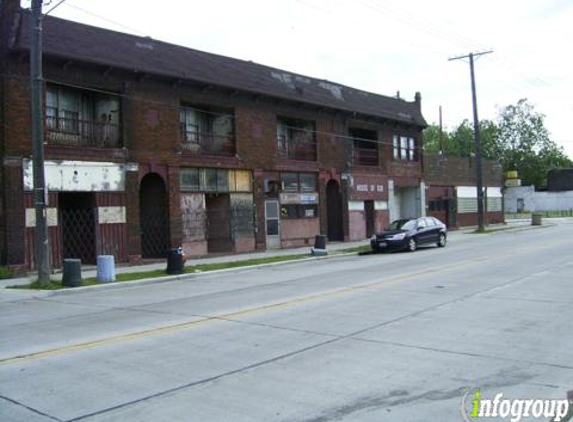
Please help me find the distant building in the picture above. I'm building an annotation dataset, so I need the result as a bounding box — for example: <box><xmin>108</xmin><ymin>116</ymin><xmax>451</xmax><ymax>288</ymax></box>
<box><xmin>547</xmin><ymin>168</ymin><xmax>573</xmax><ymax>192</ymax></box>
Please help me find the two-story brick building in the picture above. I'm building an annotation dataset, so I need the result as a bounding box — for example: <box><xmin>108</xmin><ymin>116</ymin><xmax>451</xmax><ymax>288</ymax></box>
<box><xmin>0</xmin><ymin>0</ymin><xmax>427</xmax><ymax>271</ymax></box>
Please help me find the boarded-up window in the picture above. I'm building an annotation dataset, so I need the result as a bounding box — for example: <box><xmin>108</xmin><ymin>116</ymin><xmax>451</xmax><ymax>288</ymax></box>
<box><xmin>181</xmin><ymin>193</ymin><xmax>206</xmax><ymax>241</ymax></box>
<box><xmin>230</xmin><ymin>193</ymin><xmax>254</xmax><ymax>237</ymax></box>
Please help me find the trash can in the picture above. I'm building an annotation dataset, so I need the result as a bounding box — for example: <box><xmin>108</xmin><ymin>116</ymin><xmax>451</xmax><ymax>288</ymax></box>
<box><xmin>62</xmin><ymin>258</ymin><xmax>82</xmax><ymax>287</ymax></box>
<box><xmin>96</xmin><ymin>255</ymin><xmax>116</xmax><ymax>283</ymax></box>
<box><xmin>311</xmin><ymin>235</ymin><xmax>327</xmax><ymax>256</ymax></box>
<box><xmin>314</xmin><ymin>235</ymin><xmax>326</xmax><ymax>250</ymax></box>
<box><xmin>166</xmin><ymin>247</ymin><xmax>185</xmax><ymax>275</ymax></box>
<box><xmin>531</xmin><ymin>213</ymin><xmax>542</xmax><ymax>226</ymax></box>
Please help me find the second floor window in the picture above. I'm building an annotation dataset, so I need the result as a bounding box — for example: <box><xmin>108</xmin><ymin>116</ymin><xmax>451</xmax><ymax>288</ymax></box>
<box><xmin>179</xmin><ymin>106</ymin><xmax>235</xmax><ymax>156</ymax></box>
<box><xmin>277</xmin><ymin>118</ymin><xmax>316</xmax><ymax>161</ymax></box>
<box><xmin>350</xmin><ymin>128</ymin><xmax>378</xmax><ymax>166</ymax></box>
<box><xmin>393</xmin><ymin>135</ymin><xmax>418</xmax><ymax>161</ymax></box>
<box><xmin>45</xmin><ymin>85</ymin><xmax>121</xmax><ymax>148</ymax></box>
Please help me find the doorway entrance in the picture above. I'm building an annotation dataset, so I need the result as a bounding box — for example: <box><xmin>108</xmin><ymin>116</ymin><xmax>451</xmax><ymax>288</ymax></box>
<box><xmin>326</xmin><ymin>180</ymin><xmax>343</xmax><ymax>241</ymax></box>
<box><xmin>265</xmin><ymin>200</ymin><xmax>280</xmax><ymax>249</ymax></box>
<box><xmin>139</xmin><ymin>173</ymin><xmax>170</xmax><ymax>258</ymax></box>
<box><xmin>206</xmin><ymin>193</ymin><xmax>233</xmax><ymax>253</ymax></box>
<box><xmin>365</xmin><ymin>200</ymin><xmax>375</xmax><ymax>237</ymax></box>
<box><xmin>59</xmin><ymin>192</ymin><xmax>96</xmax><ymax>264</ymax></box>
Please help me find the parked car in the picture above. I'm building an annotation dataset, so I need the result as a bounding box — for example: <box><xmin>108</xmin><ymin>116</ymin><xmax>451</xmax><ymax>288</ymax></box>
<box><xmin>370</xmin><ymin>217</ymin><xmax>447</xmax><ymax>252</ymax></box>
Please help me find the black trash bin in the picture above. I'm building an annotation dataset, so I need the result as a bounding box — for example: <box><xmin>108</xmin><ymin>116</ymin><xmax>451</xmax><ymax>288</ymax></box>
<box><xmin>166</xmin><ymin>247</ymin><xmax>185</xmax><ymax>275</ymax></box>
<box><xmin>314</xmin><ymin>235</ymin><xmax>326</xmax><ymax>250</ymax></box>
<box><xmin>62</xmin><ymin>258</ymin><xmax>82</xmax><ymax>287</ymax></box>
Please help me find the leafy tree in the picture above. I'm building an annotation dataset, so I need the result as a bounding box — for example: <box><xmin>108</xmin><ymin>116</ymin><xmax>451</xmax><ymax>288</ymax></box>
<box><xmin>424</xmin><ymin>119</ymin><xmax>498</xmax><ymax>158</ymax></box>
<box><xmin>496</xmin><ymin>99</ymin><xmax>572</xmax><ymax>187</ymax></box>
<box><xmin>423</xmin><ymin>99</ymin><xmax>572</xmax><ymax>187</ymax></box>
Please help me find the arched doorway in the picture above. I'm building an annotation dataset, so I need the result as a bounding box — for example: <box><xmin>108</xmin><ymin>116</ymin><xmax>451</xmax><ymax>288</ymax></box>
<box><xmin>326</xmin><ymin>180</ymin><xmax>343</xmax><ymax>241</ymax></box>
<box><xmin>139</xmin><ymin>173</ymin><xmax>170</xmax><ymax>258</ymax></box>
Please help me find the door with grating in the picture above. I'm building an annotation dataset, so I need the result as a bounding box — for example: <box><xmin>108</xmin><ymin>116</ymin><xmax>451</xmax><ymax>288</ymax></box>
<box><xmin>140</xmin><ymin>173</ymin><xmax>170</xmax><ymax>259</ymax></box>
<box><xmin>58</xmin><ymin>192</ymin><xmax>96</xmax><ymax>264</ymax></box>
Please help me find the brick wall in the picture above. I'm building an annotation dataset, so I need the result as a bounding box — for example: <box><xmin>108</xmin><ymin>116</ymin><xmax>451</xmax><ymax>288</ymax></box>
<box><xmin>0</xmin><ymin>15</ymin><xmax>425</xmax><ymax>264</ymax></box>
<box><xmin>424</xmin><ymin>154</ymin><xmax>503</xmax><ymax>187</ymax></box>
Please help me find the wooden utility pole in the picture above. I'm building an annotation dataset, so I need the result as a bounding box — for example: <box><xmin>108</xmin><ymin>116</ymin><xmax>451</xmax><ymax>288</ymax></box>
<box><xmin>449</xmin><ymin>50</ymin><xmax>493</xmax><ymax>233</ymax></box>
<box><xmin>30</xmin><ymin>0</ymin><xmax>50</xmax><ymax>285</ymax></box>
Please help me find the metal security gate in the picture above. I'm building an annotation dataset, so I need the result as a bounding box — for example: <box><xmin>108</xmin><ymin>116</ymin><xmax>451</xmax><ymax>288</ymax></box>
<box><xmin>59</xmin><ymin>192</ymin><xmax>96</xmax><ymax>264</ymax></box>
<box><xmin>140</xmin><ymin>173</ymin><xmax>170</xmax><ymax>258</ymax></box>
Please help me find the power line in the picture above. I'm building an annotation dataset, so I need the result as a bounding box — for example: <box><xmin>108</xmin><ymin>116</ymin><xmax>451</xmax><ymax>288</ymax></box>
<box><xmin>60</xmin><ymin>3</ymin><xmax>149</xmax><ymax>37</ymax></box>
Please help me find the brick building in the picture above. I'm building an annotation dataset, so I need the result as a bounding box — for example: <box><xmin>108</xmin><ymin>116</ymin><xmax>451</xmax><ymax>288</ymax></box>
<box><xmin>424</xmin><ymin>154</ymin><xmax>504</xmax><ymax>228</ymax></box>
<box><xmin>0</xmin><ymin>1</ymin><xmax>427</xmax><ymax>270</ymax></box>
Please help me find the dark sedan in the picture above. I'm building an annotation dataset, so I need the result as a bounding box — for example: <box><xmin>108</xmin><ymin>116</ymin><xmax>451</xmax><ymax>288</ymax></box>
<box><xmin>370</xmin><ymin>217</ymin><xmax>447</xmax><ymax>252</ymax></box>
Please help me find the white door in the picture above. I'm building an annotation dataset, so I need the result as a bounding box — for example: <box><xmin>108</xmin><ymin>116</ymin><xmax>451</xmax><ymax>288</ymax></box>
<box><xmin>265</xmin><ymin>200</ymin><xmax>280</xmax><ymax>249</ymax></box>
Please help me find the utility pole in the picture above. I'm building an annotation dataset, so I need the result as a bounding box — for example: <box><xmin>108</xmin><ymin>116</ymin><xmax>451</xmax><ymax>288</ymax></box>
<box><xmin>30</xmin><ymin>0</ymin><xmax>50</xmax><ymax>285</ymax></box>
<box><xmin>439</xmin><ymin>105</ymin><xmax>444</xmax><ymax>155</ymax></box>
<box><xmin>449</xmin><ymin>50</ymin><xmax>493</xmax><ymax>233</ymax></box>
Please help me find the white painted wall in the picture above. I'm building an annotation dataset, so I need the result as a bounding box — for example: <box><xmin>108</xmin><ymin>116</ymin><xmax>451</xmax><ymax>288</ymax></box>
<box><xmin>400</xmin><ymin>187</ymin><xmax>419</xmax><ymax>219</ymax></box>
<box><xmin>388</xmin><ymin>179</ymin><xmax>397</xmax><ymax>221</ymax></box>
<box><xmin>504</xmin><ymin>186</ymin><xmax>573</xmax><ymax>212</ymax></box>
<box><xmin>23</xmin><ymin>160</ymin><xmax>126</xmax><ymax>192</ymax></box>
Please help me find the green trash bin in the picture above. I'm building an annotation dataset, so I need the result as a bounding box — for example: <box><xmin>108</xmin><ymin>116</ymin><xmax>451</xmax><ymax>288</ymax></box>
<box><xmin>531</xmin><ymin>213</ymin><xmax>542</xmax><ymax>226</ymax></box>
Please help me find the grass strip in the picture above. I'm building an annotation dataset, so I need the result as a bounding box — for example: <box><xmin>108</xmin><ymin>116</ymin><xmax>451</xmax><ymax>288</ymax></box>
<box><xmin>8</xmin><ymin>253</ymin><xmax>311</xmax><ymax>290</ymax></box>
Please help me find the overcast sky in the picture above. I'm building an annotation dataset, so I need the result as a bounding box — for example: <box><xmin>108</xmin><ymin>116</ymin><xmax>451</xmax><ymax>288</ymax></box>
<box><xmin>34</xmin><ymin>0</ymin><xmax>573</xmax><ymax>156</ymax></box>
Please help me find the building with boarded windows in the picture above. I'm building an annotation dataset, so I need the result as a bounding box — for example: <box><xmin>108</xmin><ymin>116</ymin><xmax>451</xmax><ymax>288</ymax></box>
<box><xmin>0</xmin><ymin>0</ymin><xmax>428</xmax><ymax>271</ymax></box>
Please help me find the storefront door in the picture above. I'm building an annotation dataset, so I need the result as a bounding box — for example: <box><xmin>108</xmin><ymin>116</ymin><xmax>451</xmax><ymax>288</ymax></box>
<box><xmin>265</xmin><ymin>200</ymin><xmax>280</xmax><ymax>249</ymax></box>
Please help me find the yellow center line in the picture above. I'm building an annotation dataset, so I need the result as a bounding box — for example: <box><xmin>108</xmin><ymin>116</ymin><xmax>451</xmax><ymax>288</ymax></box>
<box><xmin>2</xmin><ymin>237</ymin><xmax>571</xmax><ymax>366</ymax></box>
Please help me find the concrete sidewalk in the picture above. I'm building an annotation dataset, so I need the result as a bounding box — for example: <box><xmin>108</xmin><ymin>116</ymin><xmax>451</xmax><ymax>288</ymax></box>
<box><xmin>1</xmin><ymin>220</ymin><xmax>538</xmax><ymax>289</ymax></box>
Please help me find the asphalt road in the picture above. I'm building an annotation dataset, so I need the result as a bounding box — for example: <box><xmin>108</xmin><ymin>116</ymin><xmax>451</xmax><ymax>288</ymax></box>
<box><xmin>1</xmin><ymin>220</ymin><xmax>572</xmax><ymax>422</ymax></box>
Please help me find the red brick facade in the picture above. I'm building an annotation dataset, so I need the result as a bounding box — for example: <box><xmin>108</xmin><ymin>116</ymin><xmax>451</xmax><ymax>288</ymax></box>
<box><xmin>0</xmin><ymin>1</ymin><xmax>428</xmax><ymax>269</ymax></box>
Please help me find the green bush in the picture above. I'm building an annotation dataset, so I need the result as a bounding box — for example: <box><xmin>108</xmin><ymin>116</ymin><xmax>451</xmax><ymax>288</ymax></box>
<box><xmin>0</xmin><ymin>266</ymin><xmax>13</xmax><ymax>280</ymax></box>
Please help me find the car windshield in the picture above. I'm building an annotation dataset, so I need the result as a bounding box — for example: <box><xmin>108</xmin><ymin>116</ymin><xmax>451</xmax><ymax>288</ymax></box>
<box><xmin>387</xmin><ymin>219</ymin><xmax>416</xmax><ymax>231</ymax></box>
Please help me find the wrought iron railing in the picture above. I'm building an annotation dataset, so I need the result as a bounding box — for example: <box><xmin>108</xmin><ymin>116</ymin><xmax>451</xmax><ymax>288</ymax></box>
<box><xmin>180</xmin><ymin>129</ymin><xmax>236</xmax><ymax>156</ymax></box>
<box><xmin>277</xmin><ymin>137</ymin><xmax>317</xmax><ymax>161</ymax></box>
<box><xmin>45</xmin><ymin>112</ymin><xmax>121</xmax><ymax>148</ymax></box>
<box><xmin>351</xmin><ymin>146</ymin><xmax>379</xmax><ymax>166</ymax></box>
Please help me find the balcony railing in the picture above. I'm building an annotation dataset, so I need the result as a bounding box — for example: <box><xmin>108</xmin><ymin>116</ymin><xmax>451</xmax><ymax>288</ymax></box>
<box><xmin>45</xmin><ymin>115</ymin><xmax>121</xmax><ymax>148</ymax></box>
<box><xmin>351</xmin><ymin>146</ymin><xmax>379</xmax><ymax>166</ymax></box>
<box><xmin>181</xmin><ymin>129</ymin><xmax>236</xmax><ymax>156</ymax></box>
<box><xmin>277</xmin><ymin>137</ymin><xmax>317</xmax><ymax>161</ymax></box>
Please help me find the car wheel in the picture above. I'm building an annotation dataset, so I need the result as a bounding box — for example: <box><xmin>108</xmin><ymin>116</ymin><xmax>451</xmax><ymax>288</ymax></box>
<box><xmin>407</xmin><ymin>237</ymin><xmax>417</xmax><ymax>252</ymax></box>
<box><xmin>437</xmin><ymin>233</ymin><xmax>446</xmax><ymax>247</ymax></box>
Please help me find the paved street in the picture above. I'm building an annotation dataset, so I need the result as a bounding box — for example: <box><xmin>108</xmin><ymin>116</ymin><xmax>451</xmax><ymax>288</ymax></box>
<box><xmin>1</xmin><ymin>220</ymin><xmax>572</xmax><ymax>422</ymax></box>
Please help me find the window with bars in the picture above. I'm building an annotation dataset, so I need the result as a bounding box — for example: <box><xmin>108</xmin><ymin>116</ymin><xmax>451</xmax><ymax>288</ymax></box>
<box><xmin>45</xmin><ymin>84</ymin><xmax>121</xmax><ymax>147</ymax></box>
<box><xmin>276</xmin><ymin>118</ymin><xmax>316</xmax><ymax>161</ymax></box>
<box><xmin>179</xmin><ymin>106</ymin><xmax>235</xmax><ymax>156</ymax></box>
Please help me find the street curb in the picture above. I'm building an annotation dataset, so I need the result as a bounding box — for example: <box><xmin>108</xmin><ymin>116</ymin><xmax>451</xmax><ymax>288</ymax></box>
<box><xmin>42</xmin><ymin>251</ymin><xmax>359</xmax><ymax>296</ymax></box>
<box><xmin>457</xmin><ymin>222</ymin><xmax>554</xmax><ymax>236</ymax></box>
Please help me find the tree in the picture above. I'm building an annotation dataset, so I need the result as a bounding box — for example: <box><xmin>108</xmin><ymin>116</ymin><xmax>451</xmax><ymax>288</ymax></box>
<box><xmin>423</xmin><ymin>99</ymin><xmax>572</xmax><ymax>188</ymax></box>
<box><xmin>423</xmin><ymin>119</ymin><xmax>498</xmax><ymax>158</ymax></box>
<box><xmin>496</xmin><ymin>99</ymin><xmax>572</xmax><ymax>187</ymax></box>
